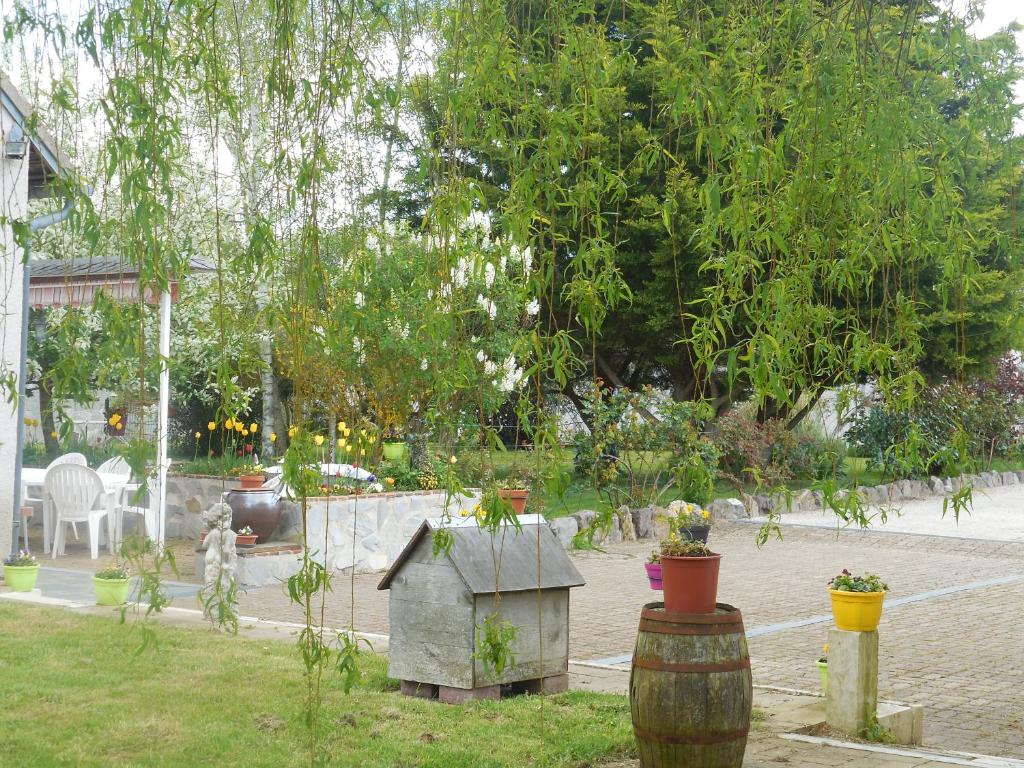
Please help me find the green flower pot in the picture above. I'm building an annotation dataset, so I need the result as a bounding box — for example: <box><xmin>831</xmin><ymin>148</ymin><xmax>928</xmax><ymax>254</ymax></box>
<box><xmin>816</xmin><ymin>660</ymin><xmax>828</xmax><ymax>694</ymax></box>
<box><xmin>3</xmin><ymin>564</ymin><xmax>40</xmax><ymax>592</ymax></box>
<box><xmin>382</xmin><ymin>441</ymin><xmax>407</xmax><ymax>461</ymax></box>
<box><xmin>94</xmin><ymin>577</ymin><xmax>133</xmax><ymax>606</ymax></box>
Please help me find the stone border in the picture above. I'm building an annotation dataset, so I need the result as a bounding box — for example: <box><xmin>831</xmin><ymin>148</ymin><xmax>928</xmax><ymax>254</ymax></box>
<box><xmin>546</xmin><ymin>468</ymin><xmax>1024</xmax><ymax>549</ymax></box>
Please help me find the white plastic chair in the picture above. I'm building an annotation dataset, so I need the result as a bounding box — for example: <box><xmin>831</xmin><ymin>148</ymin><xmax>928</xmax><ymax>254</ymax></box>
<box><xmin>47</xmin><ymin>464</ymin><xmax>114</xmax><ymax>559</ymax></box>
<box><xmin>25</xmin><ymin>453</ymin><xmax>88</xmax><ymax>553</ymax></box>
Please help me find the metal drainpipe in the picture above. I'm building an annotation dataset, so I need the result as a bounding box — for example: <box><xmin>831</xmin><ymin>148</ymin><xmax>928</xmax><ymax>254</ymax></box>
<box><xmin>9</xmin><ymin>195</ymin><xmax>79</xmax><ymax>555</ymax></box>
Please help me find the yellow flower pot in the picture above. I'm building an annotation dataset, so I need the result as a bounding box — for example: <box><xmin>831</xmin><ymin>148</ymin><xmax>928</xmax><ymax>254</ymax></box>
<box><xmin>828</xmin><ymin>589</ymin><xmax>885</xmax><ymax>632</ymax></box>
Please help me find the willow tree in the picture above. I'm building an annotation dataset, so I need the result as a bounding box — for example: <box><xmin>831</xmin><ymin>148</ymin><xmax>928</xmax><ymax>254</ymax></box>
<box><xmin>416</xmin><ymin>0</ymin><xmax>1023</xmax><ymax>422</ymax></box>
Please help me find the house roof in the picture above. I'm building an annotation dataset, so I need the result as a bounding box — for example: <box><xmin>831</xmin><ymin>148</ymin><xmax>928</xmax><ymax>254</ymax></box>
<box><xmin>1</xmin><ymin>68</ymin><xmax>75</xmax><ymax>196</ymax></box>
<box><xmin>27</xmin><ymin>256</ymin><xmax>217</xmax><ymax>307</ymax></box>
<box><xmin>378</xmin><ymin>515</ymin><xmax>586</xmax><ymax>594</ymax></box>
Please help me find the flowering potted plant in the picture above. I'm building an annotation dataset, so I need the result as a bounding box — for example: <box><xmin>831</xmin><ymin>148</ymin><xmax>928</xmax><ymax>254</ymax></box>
<box><xmin>659</xmin><ymin>536</ymin><xmax>722</xmax><ymax>613</ymax></box>
<box><xmin>94</xmin><ymin>564</ymin><xmax>133</xmax><ymax>606</ymax></box>
<box><xmin>644</xmin><ymin>552</ymin><xmax>662</xmax><ymax>591</ymax></box>
<box><xmin>381</xmin><ymin>425</ymin><xmax>408</xmax><ymax>462</ymax></box>
<box><xmin>237</xmin><ymin>462</ymin><xmax>267</xmax><ymax>490</ymax></box>
<box><xmin>3</xmin><ymin>550</ymin><xmax>40</xmax><ymax>592</ymax></box>
<box><xmin>235</xmin><ymin>525</ymin><xmax>258</xmax><ymax>547</ymax></box>
<box><xmin>827</xmin><ymin>569</ymin><xmax>889</xmax><ymax>632</ymax></box>
<box><xmin>816</xmin><ymin>643</ymin><xmax>829</xmax><ymax>694</ymax></box>
<box><xmin>498</xmin><ymin>473</ymin><xmax>530</xmax><ymax>515</ymax></box>
<box><xmin>670</xmin><ymin>502</ymin><xmax>711</xmax><ymax>543</ymax></box>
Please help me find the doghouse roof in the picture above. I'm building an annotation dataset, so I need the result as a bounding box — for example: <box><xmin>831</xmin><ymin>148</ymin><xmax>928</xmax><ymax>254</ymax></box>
<box><xmin>378</xmin><ymin>515</ymin><xmax>585</xmax><ymax>594</ymax></box>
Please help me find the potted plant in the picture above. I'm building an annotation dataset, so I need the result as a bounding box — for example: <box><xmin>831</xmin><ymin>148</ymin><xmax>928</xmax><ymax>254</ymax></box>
<box><xmin>3</xmin><ymin>550</ymin><xmax>40</xmax><ymax>592</ymax></box>
<box><xmin>827</xmin><ymin>569</ymin><xmax>889</xmax><ymax>632</ymax></box>
<box><xmin>237</xmin><ymin>463</ymin><xmax>267</xmax><ymax>490</ymax></box>
<box><xmin>93</xmin><ymin>564</ymin><xmax>133</xmax><ymax>606</ymax></box>
<box><xmin>498</xmin><ymin>473</ymin><xmax>530</xmax><ymax>515</ymax></box>
<box><xmin>644</xmin><ymin>552</ymin><xmax>662</xmax><ymax>591</ymax></box>
<box><xmin>816</xmin><ymin>643</ymin><xmax>829</xmax><ymax>694</ymax></box>
<box><xmin>671</xmin><ymin>502</ymin><xmax>711</xmax><ymax>543</ymax></box>
<box><xmin>659</xmin><ymin>536</ymin><xmax>722</xmax><ymax>613</ymax></box>
<box><xmin>235</xmin><ymin>525</ymin><xmax>258</xmax><ymax>547</ymax></box>
<box><xmin>381</xmin><ymin>426</ymin><xmax>407</xmax><ymax>461</ymax></box>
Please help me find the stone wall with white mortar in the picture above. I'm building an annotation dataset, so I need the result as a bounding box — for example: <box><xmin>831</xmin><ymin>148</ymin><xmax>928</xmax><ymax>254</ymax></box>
<box><xmin>301</xmin><ymin>490</ymin><xmax>480</xmax><ymax>573</ymax></box>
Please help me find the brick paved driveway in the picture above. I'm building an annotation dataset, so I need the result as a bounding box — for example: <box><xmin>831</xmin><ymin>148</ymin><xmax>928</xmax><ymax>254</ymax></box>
<box><xmin>236</xmin><ymin>523</ymin><xmax>1024</xmax><ymax>758</ymax></box>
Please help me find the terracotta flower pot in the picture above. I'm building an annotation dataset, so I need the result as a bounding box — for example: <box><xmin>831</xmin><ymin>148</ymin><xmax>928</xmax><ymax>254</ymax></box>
<box><xmin>828</xmin><ymin>589</ymin><xmax>885</xmax><ymax>632</ymax></box>
<box><xmin>644</xmin><ymin>561</ymin><xmax>663</xmax><ymax>591</ymax></box>
<box><xmin>235</xmin><ymin>534</ymin><xmax>258</xmax><ymax>547</ymax></box>
<box><xmin>660</xmin><ymin>553</ymin><xmax>722</xmax><ymax>613</ymax></box>
<box><xmin>224</xmin><ymin>488</ymin><xmax>285</xmax><ymax>543</ymax></box>
<box><xmin>239</xmin><ymin>474</ymin><xmax>265</xmax><ymax>489</ymax></box>
<box><xmin>499</xmin><ymin>488</ymin><xmax>529</xmax><ymax>515</ymax></box>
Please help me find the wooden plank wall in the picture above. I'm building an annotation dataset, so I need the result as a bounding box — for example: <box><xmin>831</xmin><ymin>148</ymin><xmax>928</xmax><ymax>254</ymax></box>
<box><xmin>387</xmin><ymin>537</ymin><xmax>475</xmax><ymax>688</ymax></box>
<box><xmin>472</xmin><ymin>590</ymin><xmax>570</xmax><ymax>687</ymax></box>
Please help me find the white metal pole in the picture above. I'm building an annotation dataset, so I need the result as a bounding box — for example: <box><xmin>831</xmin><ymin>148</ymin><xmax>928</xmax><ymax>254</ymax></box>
<box><xmin>156</xmin><ymin>289</ymin><xmax>171</xmax><ymax>548</ymax></box>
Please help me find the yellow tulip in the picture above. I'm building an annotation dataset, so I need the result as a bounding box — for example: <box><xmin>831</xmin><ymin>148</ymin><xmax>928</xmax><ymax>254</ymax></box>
<box><xmin>314</xmin><ymin>435</ymin><xmax>325</xmax><ymax>446</ymax></box>
<box><xmin>343</xmin><ymin>428</ymin><xmax>351</xmax><ymax>438</ymax></box>
<box><xmin>225</xmin><ymin>418</ymin><xmax>235</xmax><ymax>430</ymax></box>
<box><xmin>337</xmin><ymin>421</ymin><xmax>346</xmax><ymax>432</ymax></box>
<box><xmin>194</xmin><ymin>431</ymin><xmax>201</xmax><ymax>439</ymax></box>
<box><xmin>250</xmin><ymin>422</ymin><xmax>258</xmax><ymax>432</ymax></box>
<box><xmin>50</xmin><ymin>431</ymin><xmax>58</xmax><ymax>438</ymax></box>
<box><xmin>288</xmin><ymin>426</ymin><xmax>297</xmax><ymax>438</ymax></box>
<box><xmin>337</xmin><ymin>438</ymin><xmax>344</xmax><ymax>448</ymax></box>
<box><xmin>360</xmin><ymin>448</ymin><xmax>366</xmax><ymax>456</ymax></box>
<box><xmin>242</xmin><ymin>428</ymin><xmax>249</xmax><ymax>437</ymax></box>
<box><xmin>270</xmin><ymin>432</ymin><xmax>278</xmax><ymax>442</ymax></box>
<box><xmin>107</xmin><ymin>415</ymin><xmax>118</xmax><ymax>426</ymax></box>
<box><xmin>207</xmin><ymin>421</ymin><xmax>216</xmax><ymax>431</ymax></box>
<box><xmin>449</xmin><ymin>456</ymin><xmax>458</xmax><ymax>464</ymax></box>
<box><xmin>235</xmin><ymin>423</ymin><xmax>243</xmax><ymax>432</ymax></box>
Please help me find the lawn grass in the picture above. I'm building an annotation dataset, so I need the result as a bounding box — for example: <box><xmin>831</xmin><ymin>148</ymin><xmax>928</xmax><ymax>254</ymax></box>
<box><xmin>0</xmin><ymin>603</ymin><xmax>633</xmax><ymax>767</ymax></box>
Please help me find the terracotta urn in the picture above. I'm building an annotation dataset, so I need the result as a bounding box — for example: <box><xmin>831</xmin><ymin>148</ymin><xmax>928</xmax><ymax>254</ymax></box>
<box><xmin>224</xmin><ymin>488</ymin><xmax>284</xmax><ymax>543</ymax></box>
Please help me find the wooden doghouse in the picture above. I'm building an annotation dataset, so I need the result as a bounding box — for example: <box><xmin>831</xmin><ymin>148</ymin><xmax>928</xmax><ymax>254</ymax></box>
<box><xmin>378</xmin><ymin>515</ymin><xmax>585</xmax><ymax>703</ymax></box>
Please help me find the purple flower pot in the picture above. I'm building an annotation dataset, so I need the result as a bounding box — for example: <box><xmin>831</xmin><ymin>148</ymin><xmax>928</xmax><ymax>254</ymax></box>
<box><xmin>645</xmin><ymin>561</ymin><xmax>663</xmax><ymax>591</ymax></box>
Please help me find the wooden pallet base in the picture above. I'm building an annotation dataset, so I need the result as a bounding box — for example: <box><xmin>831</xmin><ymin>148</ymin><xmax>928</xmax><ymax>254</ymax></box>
<box><xmin>400</xmin><ymin>674</ymin><xmax>569</xmax><ymax>703</ymax></box>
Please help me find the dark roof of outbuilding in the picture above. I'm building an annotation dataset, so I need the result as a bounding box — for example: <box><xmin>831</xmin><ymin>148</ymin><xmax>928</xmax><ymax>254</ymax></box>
<box><xmin>29</xmin><ymin>256</ymin><xmax>217</xmax><ymax>281</ymax></box>
<box><xmin>378</xmin><ymin>516</ymin><xmax>585</xmax><ymax>594</ymax></box>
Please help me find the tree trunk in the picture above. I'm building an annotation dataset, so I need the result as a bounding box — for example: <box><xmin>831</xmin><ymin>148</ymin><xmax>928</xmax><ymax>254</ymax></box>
<box><xmin>39</xmin><ymin>379</ymin><xmax>57</xmax><ymax>453</ymax></box>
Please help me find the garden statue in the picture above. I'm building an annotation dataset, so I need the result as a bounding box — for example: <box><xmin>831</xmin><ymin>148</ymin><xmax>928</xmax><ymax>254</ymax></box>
<box><xmin>202</xmin><ymin>502</ymin><xmax>238</xmax><ymax>596</ymax></box>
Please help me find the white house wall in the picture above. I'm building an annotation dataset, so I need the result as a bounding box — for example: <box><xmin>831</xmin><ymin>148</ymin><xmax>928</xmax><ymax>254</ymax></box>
<box><xmin>0</xmin><ymin>105</ymin><xmax>29</xmax><ymax>557</ymax></box>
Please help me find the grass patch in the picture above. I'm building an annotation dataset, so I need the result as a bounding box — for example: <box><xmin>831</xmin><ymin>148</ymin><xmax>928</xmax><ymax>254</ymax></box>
<box><xmin>0</xmin><ymin>603</ymin><xmax>633</xmax><ymax>767</ymax></box>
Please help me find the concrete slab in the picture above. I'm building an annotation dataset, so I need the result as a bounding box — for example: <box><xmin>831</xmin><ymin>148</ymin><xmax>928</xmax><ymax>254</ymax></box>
<box><xmin>755</xmin><ymin>484</ymin><xmax>1024</xmax><ymax>541</ymax></box>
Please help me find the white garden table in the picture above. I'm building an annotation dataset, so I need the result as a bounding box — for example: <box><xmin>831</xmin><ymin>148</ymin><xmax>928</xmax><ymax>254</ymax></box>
<box><xmin>21</xmin><ymin>467</ymin><xmax>132</xmax><ymax>555</ymax></box>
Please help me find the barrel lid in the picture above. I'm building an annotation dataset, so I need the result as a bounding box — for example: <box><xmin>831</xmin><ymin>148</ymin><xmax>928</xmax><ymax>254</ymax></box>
<box><xmin>640</xmin><ymin>601</ymin><xmax>745</xmax><ymax>625</ymax></box>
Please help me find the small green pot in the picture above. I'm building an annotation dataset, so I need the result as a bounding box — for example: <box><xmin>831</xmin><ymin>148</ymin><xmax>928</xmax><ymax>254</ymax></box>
<box><xmin>94</xmin><ymin>577</ymin><xmax>133</xmax><ymax>606</ymax></box>
<box><xmin>3</xmin><ymin>564</ymin><xmax>40</xmax><ymax>592</ymax></box>
<box><xmin>816</xmin><ymin>660</ymin><xmax>828</xmax><ymax>694</ymax></box>
<box><xmin>382</xmin><ymin>441</ymin><xmax>407</xmax><ymax>461</ymax></box>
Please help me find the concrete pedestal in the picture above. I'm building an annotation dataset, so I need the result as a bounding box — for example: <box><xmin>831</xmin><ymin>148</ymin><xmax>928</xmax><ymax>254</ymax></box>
<box><xmin>826</xmin><ymin>628</ymin><xmax>878</xmax><ymax>735</ymax></box>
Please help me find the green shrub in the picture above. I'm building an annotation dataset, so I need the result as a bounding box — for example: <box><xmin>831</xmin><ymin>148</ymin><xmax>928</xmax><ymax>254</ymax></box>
<box><xmin>376</xmin><ymin>459</ymin><xmax>421</xmax><ymax>491</ymax></box>
<box><xmin>572</xmin><ymin>383</ymin><xmax>719</xmax><ymax>508</ymax></box>
<box><xmin>709</xmin><ymin>409</ymin><xmax>838</xmax><ymax>486</ymax></box>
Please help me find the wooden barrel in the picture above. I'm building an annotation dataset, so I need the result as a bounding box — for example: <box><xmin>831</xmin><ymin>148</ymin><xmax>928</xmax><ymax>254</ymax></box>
<box><xmin>629</xmin><ymin>602</ymin><xmax>752</xmax><ymax>768</ymax></box>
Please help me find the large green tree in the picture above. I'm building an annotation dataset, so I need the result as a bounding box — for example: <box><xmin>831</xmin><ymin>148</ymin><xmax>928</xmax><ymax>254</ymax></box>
<box><xmin>417</xmin><ymin>0</ymin><xmax>1024</xmax><ymax>423</ymax></box>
